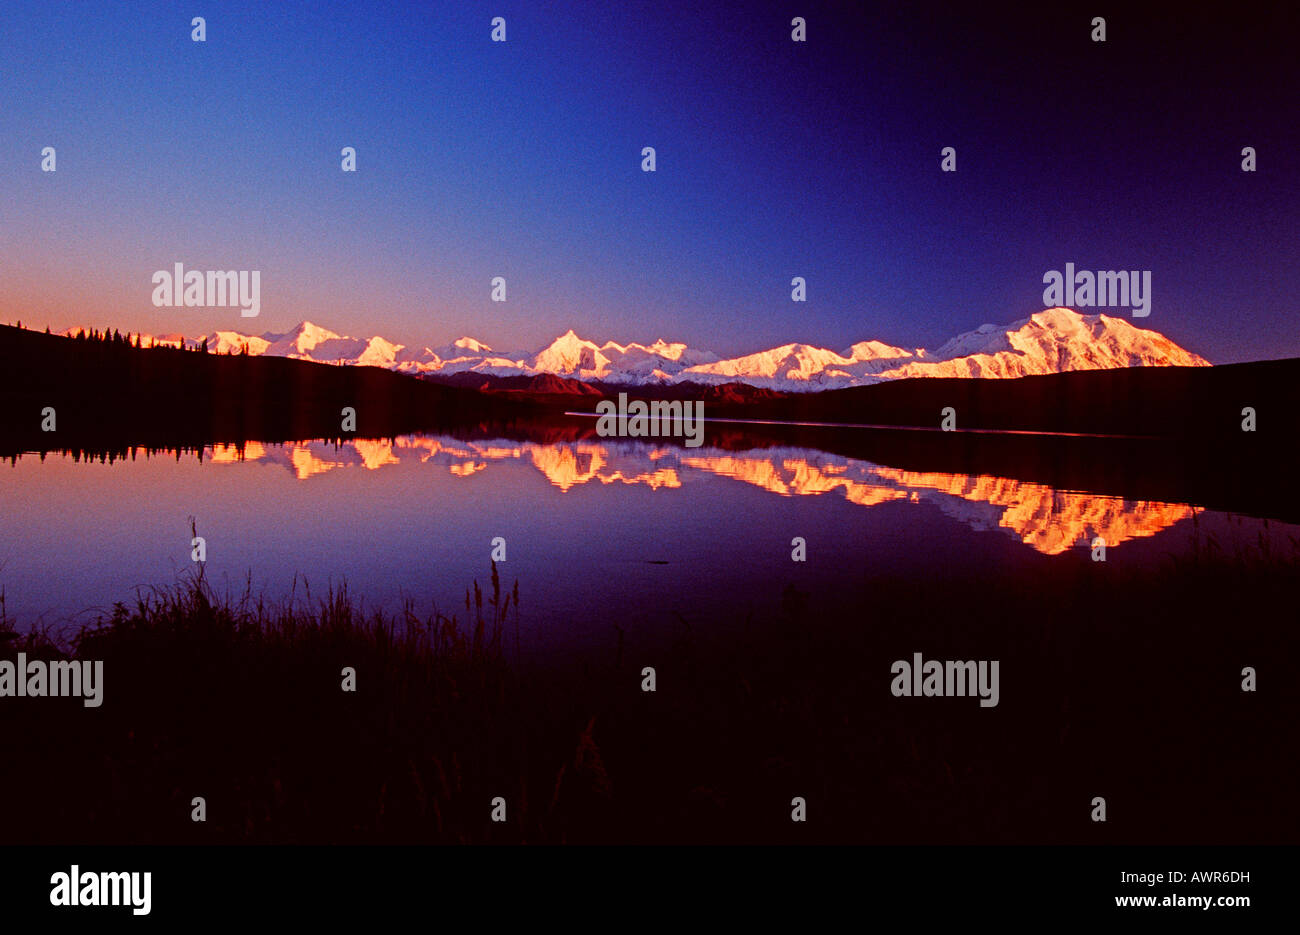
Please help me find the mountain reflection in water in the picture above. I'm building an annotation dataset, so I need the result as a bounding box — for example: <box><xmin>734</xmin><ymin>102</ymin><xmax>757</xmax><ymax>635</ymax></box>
<box><xmin>206</xmin><ymin>435</ymin><xmax>1194</xmax><ymax>556</ymax></box>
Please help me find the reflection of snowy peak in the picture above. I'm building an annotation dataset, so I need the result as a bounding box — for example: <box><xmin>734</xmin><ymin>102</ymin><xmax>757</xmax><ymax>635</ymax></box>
<box><xmin>175</xmin><ymin>307</ymin><xmax>1208</xmax><ymax>391</ymax></box>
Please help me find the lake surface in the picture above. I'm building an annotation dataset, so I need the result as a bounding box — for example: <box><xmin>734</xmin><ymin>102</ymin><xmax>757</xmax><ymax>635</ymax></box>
<box><xmin>2</xmin><ymin>430</ymin><xmax>1295</xmax><ymax>652</ymax></box>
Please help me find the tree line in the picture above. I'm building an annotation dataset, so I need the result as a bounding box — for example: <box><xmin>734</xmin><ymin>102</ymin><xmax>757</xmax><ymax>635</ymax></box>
<box><xmin>8</xmin><ymin>320</ymin><xmax>253</xmax><ymax>355</ymax></box>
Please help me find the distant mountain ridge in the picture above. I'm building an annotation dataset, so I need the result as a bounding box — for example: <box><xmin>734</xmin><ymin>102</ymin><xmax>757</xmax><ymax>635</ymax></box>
<box><xmin>59</xmin><ymin>308</ymin><xmax>1209</xmax><ymax>392</ymax></box>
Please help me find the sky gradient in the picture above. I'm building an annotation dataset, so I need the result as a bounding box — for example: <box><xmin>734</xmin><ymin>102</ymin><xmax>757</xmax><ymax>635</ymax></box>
<box><xmin>1</xmin><ymin>0</ymin><xmax>1296</xmax><ymax>362</ymax></box>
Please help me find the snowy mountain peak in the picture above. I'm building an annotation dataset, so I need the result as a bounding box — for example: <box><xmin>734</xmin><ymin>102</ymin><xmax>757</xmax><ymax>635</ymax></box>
<box><xmin>532</xmin><ymin>330</ymin><xmax>607</xmax><ymax>374</ymax></box>
<box><xmin>1029</xmin><ymin>307</ymin><xmax>1083</xmax><ymax>328</ymax></box>
<box><xmin>356</xmin><ymin>335</ymin><xmax>404</xmax><ymax>368</ymax></box>
<box><xmin>286</xmin><ymin>320</ymin><xmax>341</xmax><ymax>345</ymax></box>
<box><xmin>210</xmin><ymin>330</ymin><xmax>271</xmax><ymax>355</ymax></box>
<box><xmin>893</xmin><ymin>307</ymin><xmax>1209</xmax><ymax>381</ymax></box>
<box><xmin>841</xmin><ymin>339</ymin><xmax>917</xmax><ymax>362</ymax></box>
<box><xmin>262</xmin><ymin>320</ymin><xmax>350</xmax><ymax>358</ymax></box>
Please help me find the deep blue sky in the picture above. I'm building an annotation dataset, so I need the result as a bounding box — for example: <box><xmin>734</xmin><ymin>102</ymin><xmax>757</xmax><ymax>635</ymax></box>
<box><xmin>1</xmin><ymin>0</ymin><xmax>1295</xmax><ymax>362</ymax></box>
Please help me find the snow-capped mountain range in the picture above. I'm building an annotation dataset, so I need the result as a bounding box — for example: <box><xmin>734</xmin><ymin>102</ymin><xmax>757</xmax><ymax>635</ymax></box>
<box><xmin>107</xmin><ymin>307</ymin><xmax>1210</xmax><ymax>392</ymax></box>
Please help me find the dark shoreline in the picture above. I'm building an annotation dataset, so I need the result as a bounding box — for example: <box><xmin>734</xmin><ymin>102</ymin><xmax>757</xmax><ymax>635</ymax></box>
<box><xmin>1</xmin><ymin>541</ymin><xmax>1296</xmax><ymax>845</ymax></box>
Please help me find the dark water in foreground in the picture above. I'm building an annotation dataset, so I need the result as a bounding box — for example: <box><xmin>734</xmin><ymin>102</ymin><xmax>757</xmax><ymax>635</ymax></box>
<box><xmin>1</xmin><ymin>431</ymin><xmax>1295</xmax><ymax>650</ymax></box>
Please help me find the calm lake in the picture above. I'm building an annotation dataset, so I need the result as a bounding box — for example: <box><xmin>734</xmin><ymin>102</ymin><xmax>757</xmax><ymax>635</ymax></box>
<box><xmin>2</xmin><ymin>429</ymin><xmax>1295</xmax><ymax>653</ymax></box>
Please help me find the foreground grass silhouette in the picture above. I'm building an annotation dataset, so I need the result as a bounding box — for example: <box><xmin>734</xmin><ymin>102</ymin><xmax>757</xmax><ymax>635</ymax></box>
<box><xmin>1</xmin><ymin>524</ymin><xmax>1297</xmax><ymax>845</ymax></box>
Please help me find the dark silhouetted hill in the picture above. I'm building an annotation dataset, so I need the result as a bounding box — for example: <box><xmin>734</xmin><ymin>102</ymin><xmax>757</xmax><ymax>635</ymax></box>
<box><xmin>0</xmin><ymin>324</ymin><xmax>539</xmax><ymax>456</ymax></box>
